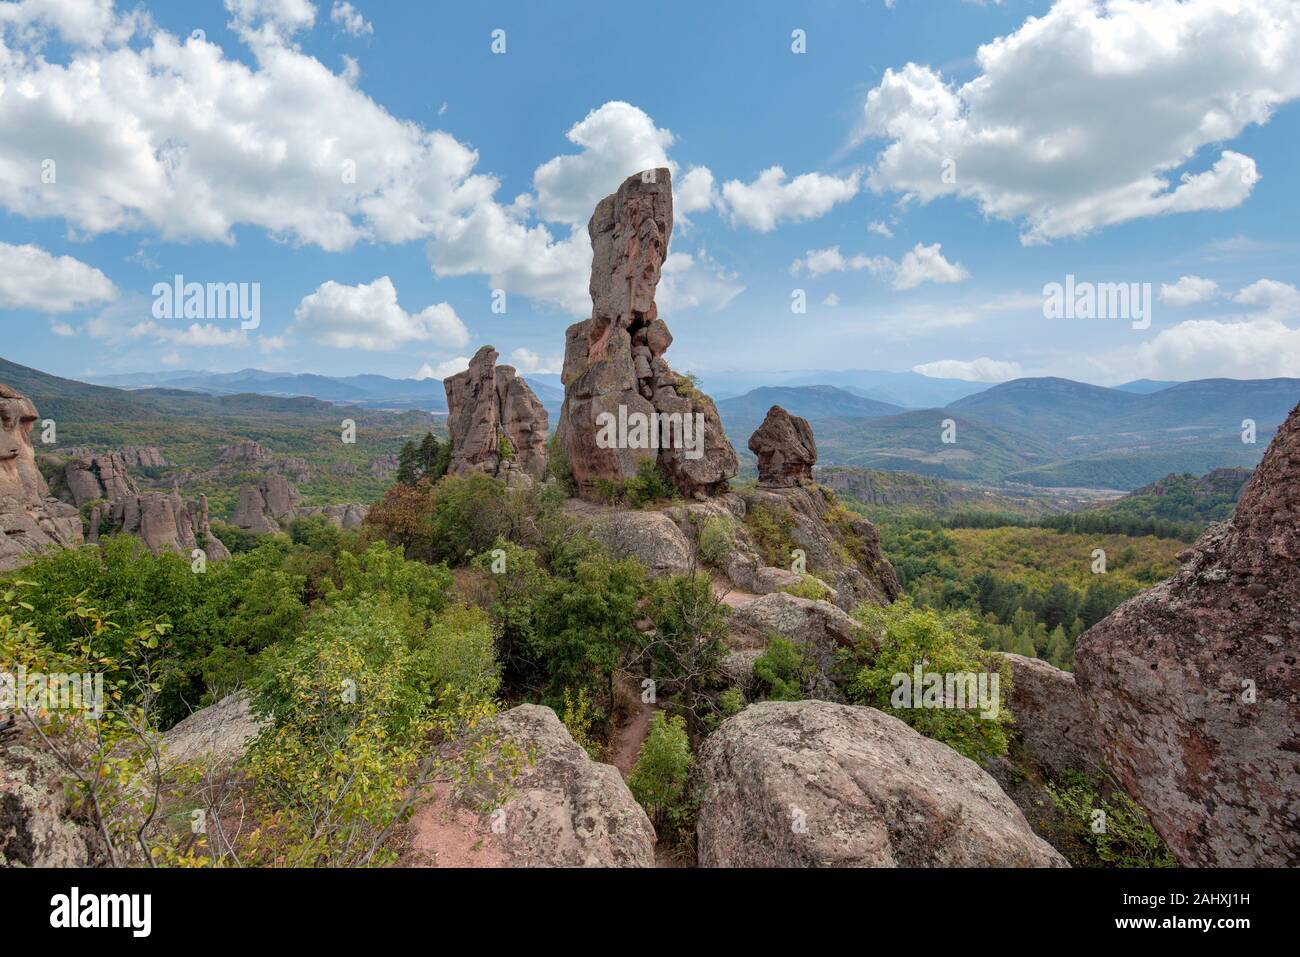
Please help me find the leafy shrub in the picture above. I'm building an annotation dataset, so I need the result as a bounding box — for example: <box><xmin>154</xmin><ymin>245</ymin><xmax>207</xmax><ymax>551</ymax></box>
<box><xmin>560</xmin><ymin>687</ymin><xmax>601</xmax><ymax>759</ymax></box>
<box><xmin>592</xmin><ymin>459</ymin><xmax>675</xmax><ymax>508</ymax></box>
<box><xmin>718</xmin><ymin>687</ymin><xmax>745</xmax><ymax>717</ymax></box>
<box><xmin>429</xmin><ymin>473</ymin><xmax>513</xmax><ymax>565</ymax></box>
<box><xmin>778</xmin><ymin>574</ymin><xmax>833</xmax><ymax>601</ymax></box>
<box><xmin>744</xmin><ymin>502</ymin><xmax>799</xmax><ymax>569</ymax></box>
<box><xmin>640</xmin><ymin>572</ymin><xmax>731</xmax><ymax>735</ymax></box>
<box><xmin>498</xmin><ymin>433</ymin><xmax>515</xmax><ymax>461</ymax></box>
<box><xmin>247</xmin><ymin>596</ymin><xmax>503</xmax><ymax>866</ymax></box>
<box><xmin>627</xmin><ymin>712</ymin><xmax>693</xmax><ymax>840</ymax></box>
<box><xmin>696</xmin><ymin>516</ymin><xmax>735</xmax><ymax>568</ymax></box>
<box><xmin>289</xmin><ymin>515</ymin><xmax>341</xmax><ymax>552</ymax></box>
<box><xmin>1047</xmin><ymin>770</ymin><xmax>1176</xmax><ymax>868</ymax></box>
<box><xmin>546</xmin><ymin>433</ymin><xmax>575</xmax><ymax>495</ymax></box>
<box><xmin>845</xmin><ymin>599</ymin><xmax>1013</xmax><ymax>762</ymax></box>
<box><xmin>211</xmin><ymin>520</ymin><xmax>268</xmax><ymax>555</ymax></box>
<box><xmin>752</xmin><ymin>636</ymin><xmax>816</xmax><ymax>701</ymax></box>
<box><xmin>531</xmin><ymin>553</ymin><xmax>646</xmax><ymax>709</ymax></box>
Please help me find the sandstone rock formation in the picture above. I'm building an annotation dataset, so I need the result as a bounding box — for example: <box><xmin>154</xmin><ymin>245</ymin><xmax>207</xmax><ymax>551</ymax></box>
<box><xmin>750</xmin><ymin>406</ymin><xmax>817</xmax><ymax>488</ymax></box>
<box><xmin>60</xmin><ymin>445</ymin><xmax>166</xmax><ymax>470</ymax></box>
<box><xmin>556</xmin><ymin>169</ymin><xmax>737</xmax><ymax>499</ymax></box>
<box><xmin>370</xmin><ymin>454</ymin><xmax>400</xmax><ymax>480</ymax></box>
<box><xmin>0</xmin><ymin>728</ymin><xmax>103</xmax><ymax>867</ymax></box>
<box><xmin>737</xmin><ymin>484</ymin><xmax>901</xmax><ymax>611</ymax></box>
<box><xmin>232</xmin><ymin>474</ymin><xmax>300</xmax><ymax>532</ymax></box>
<box><xmin>444</xmin><ymin>346</ymin><xmax>548</xmax><ymax>486</ymax></box>
<box><xmin>162</xmin><ymin>692</ymin><xmax>264</xmax><ymax>769</ymax></box>
<box><xmin>696</xmin><ymin>700</ymin><xmax>1067</xmax><ymax>868</ymax></box>
<box><xmin>562</xmin><ymin>499</ymin><xmax>694</xmax><ymax>575</ymax></box>
<box><xmin>89</xmin><ymin>490</ymin><xmax>231</xmax><ymax>562</ymax></box>
<box><xmin>0</xmin><ymin>384</ymin><xmax>84</xmax><ymax>571</ymax></box>
<box><xmin>63</xmin><ymin>451</ymin><xmax>139</xmax><ymax>507</ymax></box>
<box><xmin>219</xmin><ymin>440</ymin><xmax>272</xmax><ymax>465</ymax></box>
<box><xmin>1075</xmin><ymin>402</ymin><xmax>1300</xmax><ymax>867</ymax></box>
<box><xmin>998</xmin><ymin>653</ymin><xmax>1100</xmax><ymax>783</ymax></box>
<box><xmin>296</xmin><ymin>503</ymin><xmax>369</xmax><ymax>530</ymax></box>
<box><xmin>231</xmin><ymin>474</ymin><xmax>368</xmax><ymax>532</ymax></box>
<box><xmin>457</xmin><ymin>704</ymin><xmax>655</xmax><ymax>867</ymax></box>
<box><xmin>979</xmin><ymin>653</ymin><xmax>1103</xmax><ymax>864</ymax></box>
<box><xmin>726</xmin><ymin>592</ymin><xmax>865</xmax><ymax>701</ymax></box>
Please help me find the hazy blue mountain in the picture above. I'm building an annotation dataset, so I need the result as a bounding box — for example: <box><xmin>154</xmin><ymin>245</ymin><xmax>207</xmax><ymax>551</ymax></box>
<box><xmin>719</xmin><ymin>384</ymin><xmax>902</xmax><ymax>422</ymax></box>
<box><xmin>947</xmin><ymin>377</ymin><xmax>1146</xmax><ymax>438</ymax></box>
<box><xmin>1114</xmin><ymin>378</ymin><xmax>1182</xmax><ymax>394</ymax></box>
<box><xmin>84</xmin><ymin>367</ymin><xmax>574</xmax><ymax>415</ymax></box>
<box><xmin>694</xmin><ymin>369</ymin><xmax>992</xmax><ymax>409</ymax></box>
<box><xmin>717</xmin><ymin>375</ymin><xmax>1297</xmax><ymax>490</ymax></box>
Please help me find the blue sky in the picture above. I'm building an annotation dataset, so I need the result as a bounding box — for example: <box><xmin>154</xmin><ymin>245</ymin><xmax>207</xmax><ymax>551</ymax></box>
<box><xmin>1</xmin><ymin>0</ymin><xmax>1298</xmax><ymax>387</ymax></box>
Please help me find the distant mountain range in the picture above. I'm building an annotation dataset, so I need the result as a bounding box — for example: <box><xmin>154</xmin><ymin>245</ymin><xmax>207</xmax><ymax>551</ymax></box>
<box><xmin>716</xmin><ymin>376</ymin><xmax>1298</xmax><ymax>491</ymax></box>
<box><xmin>87</xmin><ymin>367</ymin><xmax>570</xmax><ymax>416</ymax></box>
<box><xmin>698</xmin><ymin>368</ymin><xmax>990</xmax><ymax>408</ymax></box>
<box><xmin>58</xmin><ymin>364</ymin><xmax>1300</xmax><ymax>492</ymax></box>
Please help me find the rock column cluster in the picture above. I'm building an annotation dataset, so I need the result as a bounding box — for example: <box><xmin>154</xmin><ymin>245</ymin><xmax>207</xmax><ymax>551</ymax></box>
<box><xmin>443</xmin><ymin>346</ymin><xmax>549</xmax><ymax>487</ymax></box>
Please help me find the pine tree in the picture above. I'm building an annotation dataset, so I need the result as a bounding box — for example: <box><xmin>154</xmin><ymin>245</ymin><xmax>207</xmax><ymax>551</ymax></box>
<box><xmin>416</xmin><ymin>432</ymin><xmax>440</xmax><ymax>476</ymax></box>
<box><xmin>395</xmin><ymin>441</ymin><xmax>419</xmax><ymax>485</ymax></box>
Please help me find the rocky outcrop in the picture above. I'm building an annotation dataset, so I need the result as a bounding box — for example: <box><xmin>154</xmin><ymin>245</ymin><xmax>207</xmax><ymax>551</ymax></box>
<box><xmin>59</xmin><ymin>445</ymin><xmax>166</xmax><ymax>469</ymax></box>
<box><xmin>750</xmin><ymin>406</ymin><xmax>817</xmax><ymax>488</ymax></box>
<box><xmin>1075</xmin><ymin>402</ymin><xmax>1300</xmax><ymax>867</ymax></box>
<box><xmin>562</xmin><ymin>499</ymin><xmax>694</xmax><ymax>575</ymax></box>
<box><xmin>63</xmin><ymin>451</ymin><xmax>139</xmax><ymax>507</ymax></box>
<box><xmin>998</xmin><ymin>653</ymin><xmax>1100</xmax><ymax>782</ymax></box>
<box><xmin>162</xmin><ymin>693</ymin><xmax>263</xmax><ymax>769</ymax></box>
<box><xmin>0</xmin><ymin>384</ymin><xmax>84</xmax><ymax>571</ymax></box>
<box><xmin>296</xmin><ymin>503</ymin><xmax>369</xmax><ymax>530</ymax></box>
<box><xmin>219</xmin><ymin>440</ymin><xmax>272</xmax><ymax>465</ymax></box>
<box><xmin>89</xmin><ymin>490</ymin><xmax>231</xmax><ymax>562</ymax></box>
<box><xmin>459</xmin><ymin>704</ymin><xmax>655</xmax><ymax>867</ymax></box>
<box><xmin>556</xmin><ymin>169</ymin><xmax>738</xmax><ymax>499</ymax></box>
<box><xmin>696</xmin><ymin>700</ymin><xmax>1067</xmax><ymax>868</ymax></box>
<box><xmin>727</xmin><ymin>592</ymin><xmax>864</xmax><ymax>700</ymax></box>
<box><xmin>370</xmin><ymin>454</ymin><xmax>400</xmax><ymax>480</ymax></box>
<box><xmin>232</xmin><ymin>474</ymin><xmax>300</xmax><ymax>532</ymax></box>
<box><xmin>738</xmin><ymin>484</ymin><xmax>901</xmax><ymax>611</ymax></box>
<box><xmin>444</xmin><ymin>346</ymin><xmax>549</xmax><ymax>486</ymax></box>
<box><xmin>0</xmin><ymin>728</ymin><xmax>103</xmax><ymax>867</ymax></box>
<box><xmin>231</xmin><ymin>474</ymin><xmax>368</xmax><ymax>532</ymax></box>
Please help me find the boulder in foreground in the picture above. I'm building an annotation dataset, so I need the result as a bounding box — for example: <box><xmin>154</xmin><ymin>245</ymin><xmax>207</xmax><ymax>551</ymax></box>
<box><xmin>695</xmin><ymin>700</ymin><xmax>1067</xmax><ymax>868</ymax></box>
<box><xmin>1075</xmin><ymin>401</ymin><xmax>1300</xmax><ymax>867</ymax></box>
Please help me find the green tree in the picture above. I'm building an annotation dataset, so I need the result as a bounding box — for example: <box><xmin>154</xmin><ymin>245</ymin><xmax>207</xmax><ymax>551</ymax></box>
<box><xmin>752</xmin><ymin>636</ymin><xmax>815</xmax><ymax>701</ymax></box>
<box><xmin>531</xmin><ymin>553</ymin><xmax>646</xmax><ymax>710</ymax></box>
<box><xmin>396</xmin><ymin>440</ymin><xmax>420</xmax><ymax>485</ymax></box>
<box><xmin>847</xmin><ymin>600</ymin><xmax>1014</xmax><ymax>761</ymax></box>
<box><xmin>627</xmin><ymin>712</ymin><xmax>693</xmax><ymax>839</ymax></box>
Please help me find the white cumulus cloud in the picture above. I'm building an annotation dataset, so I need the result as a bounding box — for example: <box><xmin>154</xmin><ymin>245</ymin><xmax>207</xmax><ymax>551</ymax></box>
<box><xmin>790</xmin><ymin>241</ymin><xmax>967</xmax><ymax>290</ymax></box>
<box><xmin>530</xmin><ymin>102</ymin><xmax>675</xmax><ymax>225</ymax></box>
<box><xmin>416</xmin><ymin>357</ymin><xmax>472</xmax><ymax>380</ymax></box>
<box><xmin>721</xmin><ymin>167</ymin><xmax>860</xmax><ymax>232</ymax></box>
<box><xmin>860</xmin><ymin>0</ymin><xmax>1299</xmax><ymax>243</ymax></box>
<box><xmin>0</xmin><ymin>242</ymin><xmax>117</xmax><ymax>312</ymax></box>
<box><xmin>913</xmin><ymin>357</ymin><xmax>1023</xmax><ymax>381</ymax></box>
<box><xmin>1159</xmin><ymin>275</ymin><xmax>1220</xmax><ymax>307</ymax></box>
<box><xmin>291</xmin><ymin>276</ymin><xmax>469</xmax><ymax>351</ymax></box>
<box><xmin>329</xmin><ymin>1</ymin><xmax>371</xmax><ymax>36</ymax></box>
